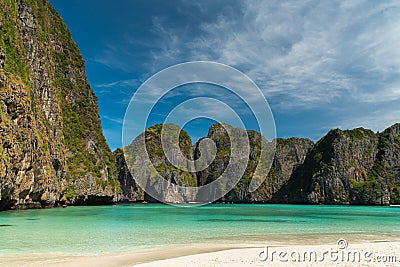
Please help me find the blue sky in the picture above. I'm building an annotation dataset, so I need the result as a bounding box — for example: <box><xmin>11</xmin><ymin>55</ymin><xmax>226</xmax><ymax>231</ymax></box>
<box><xmin>49</xmin><ymin>0</ymin><xmax>400</xmax><ymax>150</ymax></box>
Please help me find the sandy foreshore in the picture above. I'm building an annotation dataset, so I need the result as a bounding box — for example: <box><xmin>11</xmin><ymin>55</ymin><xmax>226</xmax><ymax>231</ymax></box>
<box><xmin>1</xmin><ymin>241</ymin><xmax>399</xmax><ymax>267</ymax></box>
<box><xmin>136</xmin><ymin>242</ymin><xmax>400</xmax><ymax>267</ymax></box>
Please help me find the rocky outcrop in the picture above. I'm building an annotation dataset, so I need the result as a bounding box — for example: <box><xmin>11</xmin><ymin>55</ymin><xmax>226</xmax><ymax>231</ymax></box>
<box><xmin>119</xmin><ymin>122</ymin><xmax>313</xmax><ymax>203</ymax></box>
<box><xmin>0</xmin><ymin>0</ymin><xmax>120</xmax><ymax>211</ymax></box>
<box><xmin>194</xmin><ymin>123</ymin><xmax>313</xmax><ymax>202</ymax></box>
<box><xmin>114</xmin><ymin>148</ymin><xmax>144</xmax><ymax>202</ymax></box>
<box><xmin>194</xmin><ymin>123</ymin><xmax>254</xmax><ymax>202</ymax></box>
<box><xmin>123</xmin><ymin>124</ymin><xmax>196</xmax><ymax>203</ymax></box>
<box><xmin>274</xmin><ymin>126</ymin><xmax>400</xmax><ymax>205</ymax></box>
<box><xmin>118</xmin><ymin>122</ymin><xmax>400</xmax><ymax>205</ymax></box>
<box><xmin>362</xmin><ymin>124</ymin><xmax>400</xmax><ymax>204</ymax></box>
<box><xmin>253</xmin><ymin>137</ymin><xmax>313</xmax><ymax>202</ymax></box>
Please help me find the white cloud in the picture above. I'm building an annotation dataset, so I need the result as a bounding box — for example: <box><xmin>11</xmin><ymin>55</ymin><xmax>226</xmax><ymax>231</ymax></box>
<box><xmin>329</xmin><ymin>108</ymin><xmax>400</xmax><ymax>133</ymax></box>
<box><xmin>90</xmin><ymin>0</ymin><xmax>400</xmax><ymax>143</ymax></box>
<box><xmin>358</xmin><ymin>86</ymin><xmax>400</xmax><ymax>103</ymax></box>
<box><xmin>148</xmin><ymin>0</ymin><xmax>400</xmax><ymax>111</ymax></box>
<box><xmin>95</xmin><ymin>79</ymin><xmax>140</xmax><ymax>88</ymax></box>
<box><xmin>103</xmin><ymin>115</ymin><xmax>124</xmax><ymax>125</ymax></box>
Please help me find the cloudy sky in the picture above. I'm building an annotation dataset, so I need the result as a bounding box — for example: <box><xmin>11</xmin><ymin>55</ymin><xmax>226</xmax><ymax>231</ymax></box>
<box><xmin>49</xmin><ymin>0</ymin><xmax>400</xmax><ymax>150</ymax></box>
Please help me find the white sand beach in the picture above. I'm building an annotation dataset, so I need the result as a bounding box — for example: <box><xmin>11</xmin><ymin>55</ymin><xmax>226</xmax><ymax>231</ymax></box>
<box><xmin>1</xmin><ymin>242</ymin><xmax>399</xmax><ymax>267</ymax></box>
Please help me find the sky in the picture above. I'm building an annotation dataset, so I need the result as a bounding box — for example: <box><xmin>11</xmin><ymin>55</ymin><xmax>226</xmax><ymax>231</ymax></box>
<box><xmin>49</xmin><ymin>0</ymin><xmax>400</xmax><ymax>150</ymax></box>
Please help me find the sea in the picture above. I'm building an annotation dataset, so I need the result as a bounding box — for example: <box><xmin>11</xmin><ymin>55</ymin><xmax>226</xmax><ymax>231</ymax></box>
<box><xmin>0</xmin><ymin>204</ymin><xmax>399</xmax><ymax>255</ymax></box>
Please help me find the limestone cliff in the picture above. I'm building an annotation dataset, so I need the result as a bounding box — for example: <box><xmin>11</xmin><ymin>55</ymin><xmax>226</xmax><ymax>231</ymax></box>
<box><xmin>123</xmin><ymin>124</ymin><xmax>196</xmax><ymax>203</ymax></box>
<box><xmin>194</xmin><ymin>123</ymin><xmax>313</xmax><ymax>202</ymax></box>
<box><xmin>308</xmin><ymin>128</ymin><xmax>382</xmax><ymax>204</ymax></box>
<box><xmin>118</xmin><ymin>123</ymin><xmax>313</xmax><ymax>203</ymax></box>
<box><xmin>114</xmin><ymin>148</ymin><xmax>144</xmax><ymax>202</ymax></box>
<box><xmin>274</xmin><ymin>126</ymin><xmax>400</xmax><ymax>205</ymax></box>
<box><xmin>117</xmin><ymin>123</ymin><xmax>400</xmax><ymax>205</ymax></box>
<box><xmin>194</xmin><ymin>123</ymin><xmax>255</xmax><ymax>202</ymax></box>
<box><xmin>375</xmin><ymin>124</ymin><xmax>400</xmax><ymax>204</ymax></box>
<box><xmin>0</xmin><ymin>0</ymin><xmax>120</xmax><ymax>210</ymax></box>
<box><xmin>253</xmin><ymin>137</ymin><xmax>313</xmax><ymax>202</ymax></box>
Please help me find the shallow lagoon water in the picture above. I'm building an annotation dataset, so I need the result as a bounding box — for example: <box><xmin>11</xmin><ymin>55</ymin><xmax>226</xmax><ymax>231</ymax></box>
<box><xmin>0</xmin><ymin>204</ymin><xmax>399</xmax><ymax>255</ymax></box>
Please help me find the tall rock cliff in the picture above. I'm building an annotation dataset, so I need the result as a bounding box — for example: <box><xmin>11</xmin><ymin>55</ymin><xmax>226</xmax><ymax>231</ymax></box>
<box><xmin>114</xmin><ymin>148</ymin><xmax>144</xmax><ymax>202</ymax></box>
<box><xmin>274</xmin><ymin>126</ymin><xmax>400</xmax><ymax>205</ymax></box>
<box><xmin>118</xmin><ymin>122</ymin><xmax>313</xmax><ymax>203</ymax></box>
<box><xmin>0</xmin><ymin>0</ymin><xmax>120</xmax><ymax>210</ymax></box>
<box><xmin>194</xmin><ymin>123</ymin><xmax>313</xmax><ymax>202</ymax></box>
<box><xmin>309</xmin><ymin>128</ymin><xmax>382</xmax><ymax>204</ymax></box>
<box><xmin>123</xmin><ymin>124</ymin><xmax>196</xmax><ymax>203</ymax></box>
<box><xmin>117</xmin><ymin>122</ymin><xmax>400</xmax><ymax>205</ymax></box>
<box><xmin>254</xmin><ymin>137</ymin><xmax>313</xmax><ymax>202</ymax></box>
<box><xmin>194</xmin><ymin>123</ymin><xmax>254</xmax><ymax>202</ymax></box>
<box><xmin>375</xmin><ymin>124</ymin><xmax>400</xmax><ymax>204</ymax></box>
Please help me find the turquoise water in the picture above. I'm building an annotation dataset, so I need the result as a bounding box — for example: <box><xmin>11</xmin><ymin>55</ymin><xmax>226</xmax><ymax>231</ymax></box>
<box><xmin>0</xmin><ymin>204</ymin><xmax>399</xmax><ymax>255</ymax></box>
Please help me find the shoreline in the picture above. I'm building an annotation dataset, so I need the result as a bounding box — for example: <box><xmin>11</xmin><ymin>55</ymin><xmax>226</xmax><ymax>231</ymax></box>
<box><xmin>1</xmin><ymin>204</ymin><xmax>399</xmax><ymax>266</ymax></box>
<box><xmin>3</xmin><ymin>201</ymin><xmax>400</xmax><ymax>213</ymax></box>
<box><xmin>1</xmin><ymin>240</ymin><xmax>399</xmax><ymax>267</ymax></box>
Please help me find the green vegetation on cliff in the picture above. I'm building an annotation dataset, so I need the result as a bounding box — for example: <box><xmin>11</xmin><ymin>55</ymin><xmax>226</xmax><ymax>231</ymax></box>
<box><xmin>0</xmin><ymin>0</ymin><xmax>120</xmax><ymax>210</ymax></box>
<box><xmin>117</xmin><ymin>122</ymin><xmax>400</xmax><ymax>205</ymax></box>
<box><xmin>145</xmin><ymin>124</ymin><xmax>195</xmax><ymax>186</ymax></box>
<box><xmin>0</xmin><ymin>0</ymin><xmax>28</xmax><ymax>82</ymax></box>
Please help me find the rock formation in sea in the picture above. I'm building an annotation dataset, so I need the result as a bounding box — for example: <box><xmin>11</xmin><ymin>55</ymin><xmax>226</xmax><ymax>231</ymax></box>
<box><xmin>122</xmin><ymin>124</ymin><xmax>196</xmax><ymax>203</ymax></box>
<box><xmin>273</xmin><ymin>125</ymin><xmax>400</xmax><ymax>205</ymax></box>
<box><xmin>0</xmin><ymin>0</ymin><xmax>120</xmax><ymax>211</ymax></box>
<box><xmin>114</xmin><ymin>148</ymin><xmax>144</xmax><ymax>202</ymax></box>
<box><xmin>194</xmin><ymin>123</ymin><xmax>313</xmax><ymax>203</ymax></box>
<box><xmin>117</xmin><ymin>122</ymin><xmax>400</xmax><ymax>205</ymax></box>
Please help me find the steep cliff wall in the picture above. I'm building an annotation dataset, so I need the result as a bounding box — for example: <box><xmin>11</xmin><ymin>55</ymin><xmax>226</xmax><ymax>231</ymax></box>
<box><xmin>0</xmin><ymin>0</ymin><xmax>120</xmax><ymax>210</ymax></box>
<box><xmin>376</xmin><ymin>124</ymin><xmax>400</xmax><ymax>204</ymax></box>
<box><xmin>114</xmin><ymin>148</ymin><xmax>144</xmax><ymax>202</ymax></box>
<box><xmin>194</xmin><ymin>123</ymin><xmax>313</xmax><ymax>202</ymax></box>
<box><xmin>308</xmin><ymin>128</ymin><xmax>382</xmax><ymax>204</ymax></box>
<box><xmin>253</xmin><ymin>137</ymin><xmax>313</xmax><ymax>202</ymax></box>
<box><xmin>194</xmin><ymin>123</ymin><xmax>255</xmax><ymax>202</ymax></box>
<box><xmin>123</xmin><ymin>124</ymin><xmax>195</xmax><ymax>203</ymax></box>
<box><xmin>274</xmin><ymin>126</ymin><xmax>400</xmax><ymax>205</ymax></box>
<box><xmin>117</xmin><ymin>123</ymin><xmax>400</xmax><ymax>205</ymax></box>
<box><xmin>118</xmin><ymin>123</ymin><xmax>313</xmax><ymax>203</ymax></box>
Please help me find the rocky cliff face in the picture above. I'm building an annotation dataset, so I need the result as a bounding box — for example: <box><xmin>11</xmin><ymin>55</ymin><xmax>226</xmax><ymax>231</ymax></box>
<box><xmin>117</xmin><ymin>122</ymin><xmax>400</xmax><ymax>205</ymax></box>
<box><xmin>307</xmin><ymin>128</ymin><xmax>382</xmax><ymax>204</ymax></box>
<box><xmin>194</xmin><ymin>123</ymin><xmax>254</xmax><ymax>202</ymax></box>
<box><xmin>123</xmin><ymin>124</ymin><xmax>196</xmax><ymax>203</ymax></box>
<box><xmin>253</xmin><ymin>137</ymin><xmax>313</xmax><ymax>202</ymax></box>
<box><xmin>194</xmin><ymin>123</ymin><xmax>313</xmax><ymax>202</ymax></box>
<box><xmin>0</xmin><ymin>0</ymin><xmax>120</xmax><ymax>211</ymax></box>
<box><xmin>118</xmin><ymin>122</ymin><xmax>313</xmax><ymax>203</ymax></box>
<box><xmin>274</xmin><ymin>126</ymin><xmax>400</xmax><ymax>205</ymax></box>
<box><xmin>114</xmin><ymin>148</ymin><xmax>143</xmax><ymax>202</ymax></box>
<box><xmin>376</xmin><ymin>124</ymin><xmax>400</xmax><ymax>204</ymax></box>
